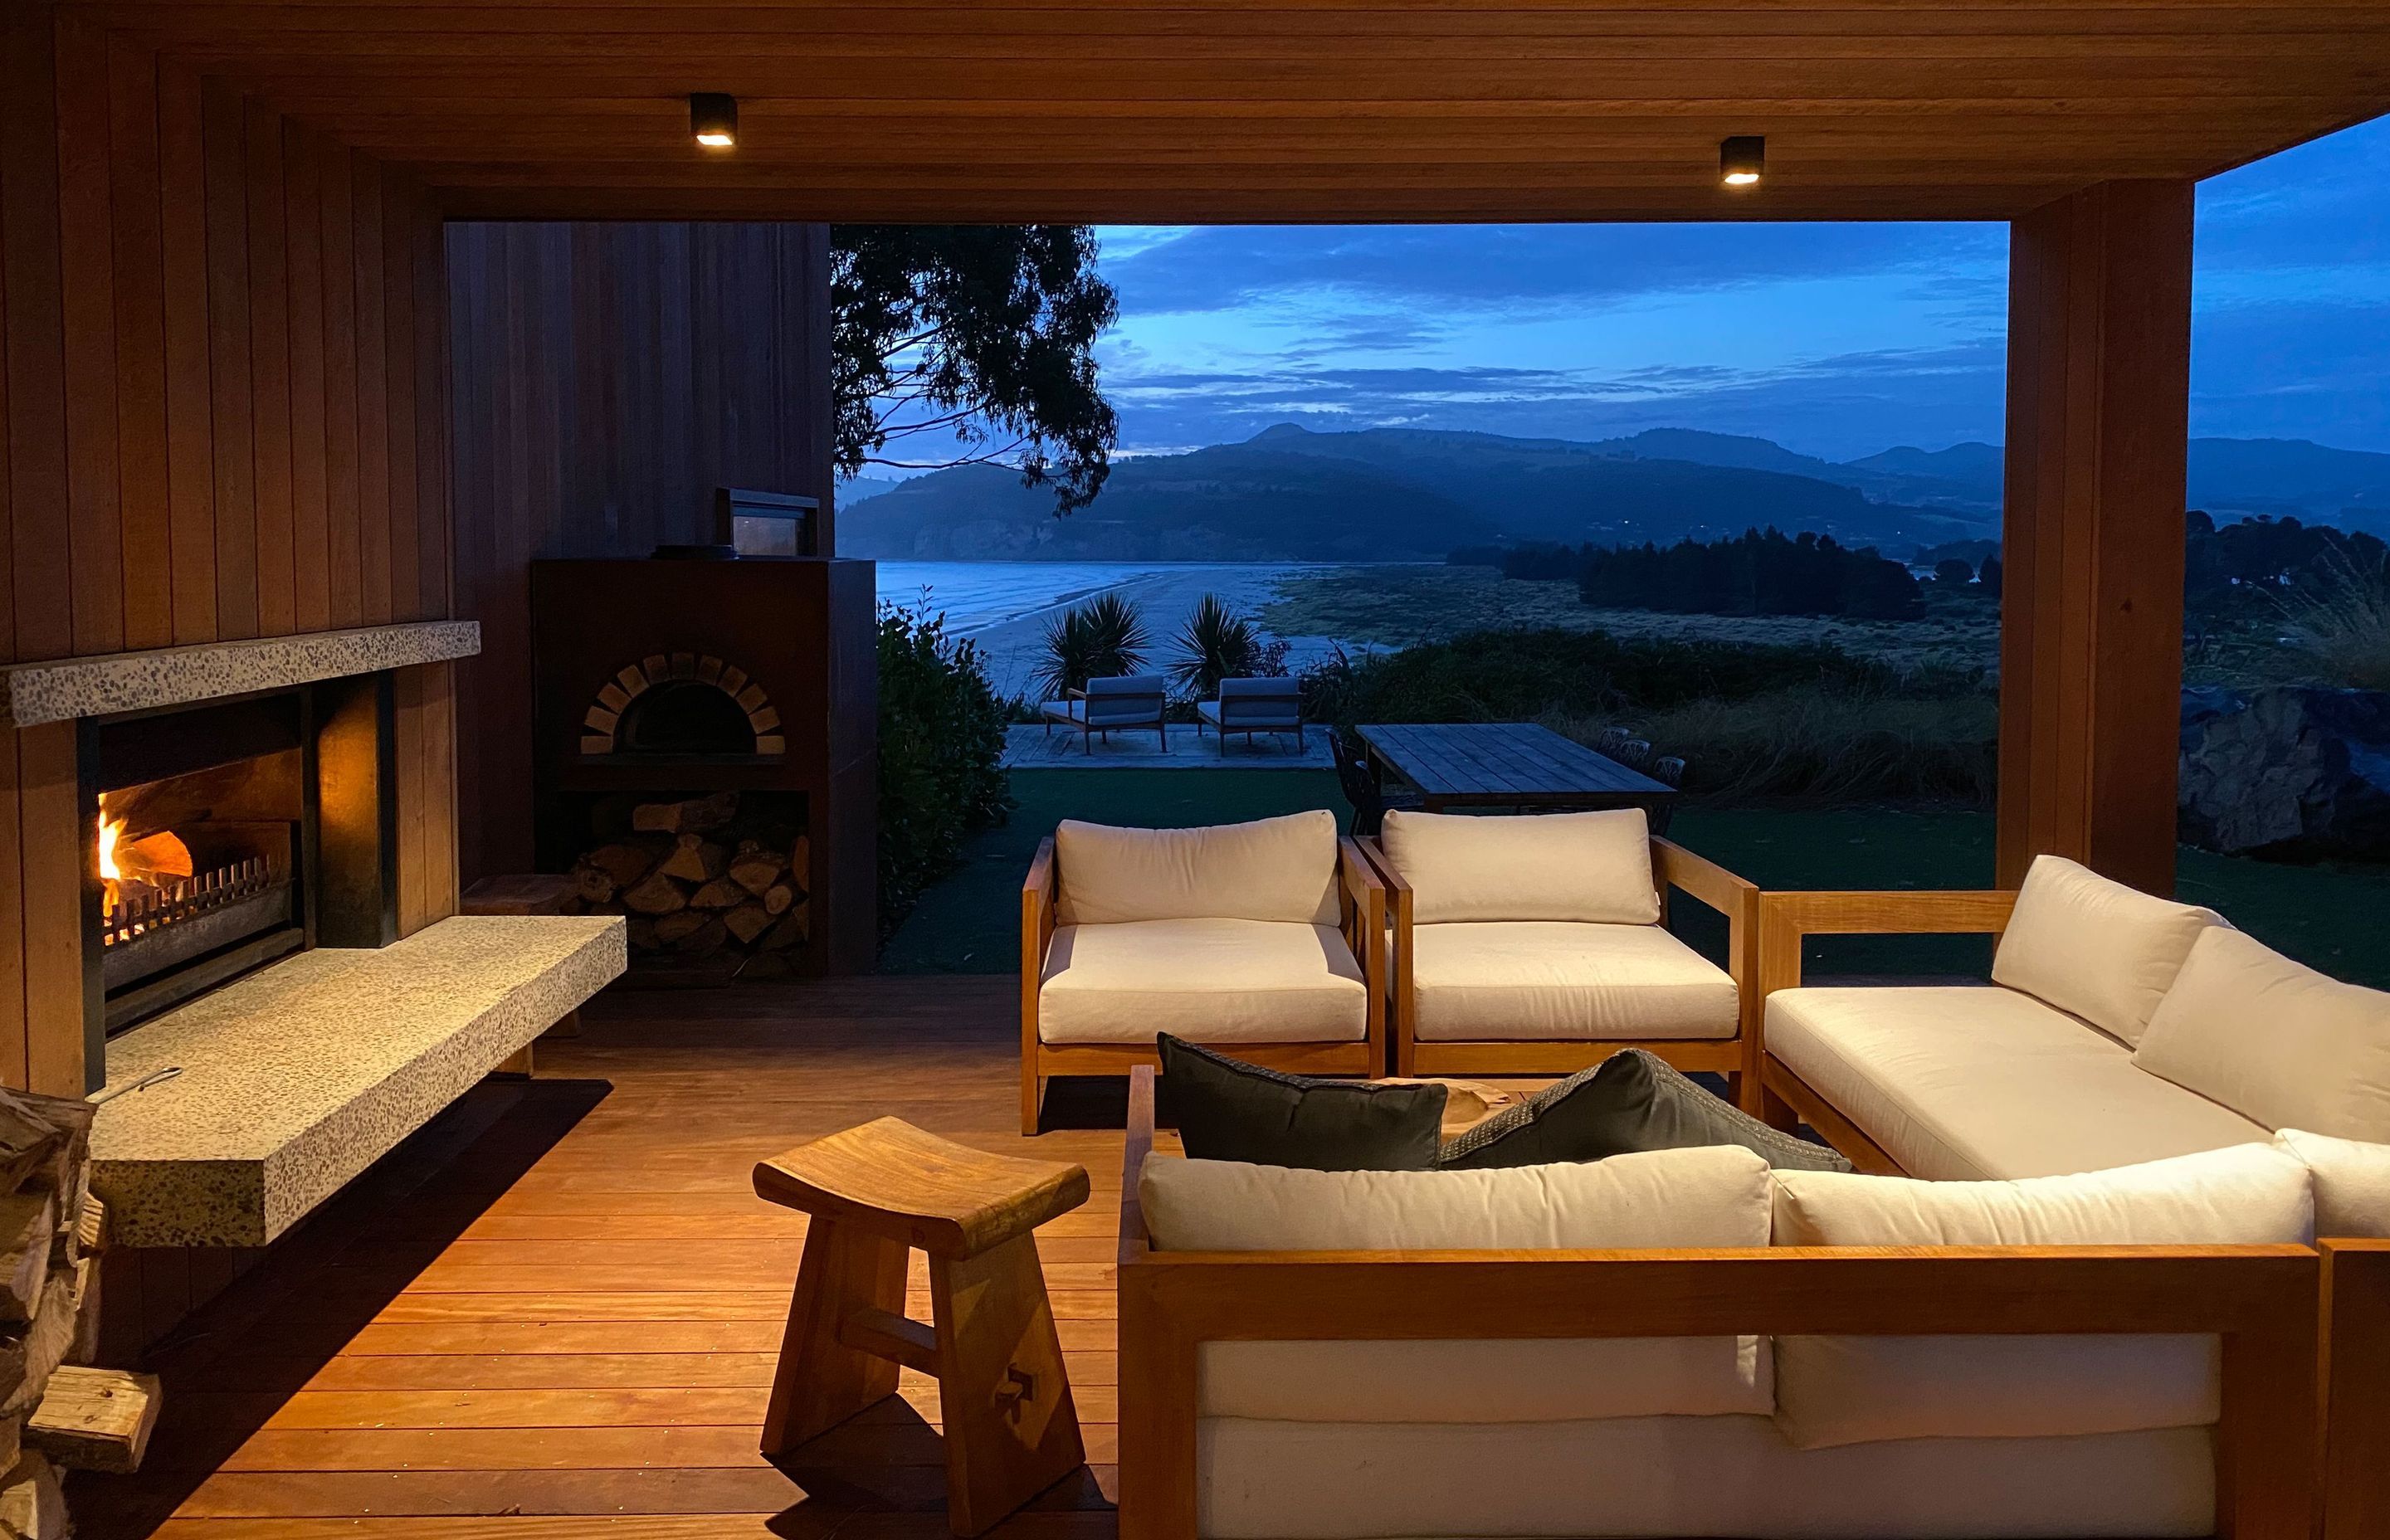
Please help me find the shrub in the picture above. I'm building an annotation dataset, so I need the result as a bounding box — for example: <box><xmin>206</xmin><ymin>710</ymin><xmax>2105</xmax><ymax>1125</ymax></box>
<box><xmin>2275</xmin><ymin>546</ymin><xmax>2390</xmax><ymax>690</ymax></box>
<box><xmin>1169</xmin><ymin>592</ymin><xmax>1286</xmax><ymax>696</ymax></box>
<box><xmin>878</xmin><ymin>604</ymin><xmax>1012</xmax><ymax>940</ymax></box>
<box><xmin>1032</xmin><ymin>592</ymin><xmax>1149</xmax><ymax>699</ymax></box>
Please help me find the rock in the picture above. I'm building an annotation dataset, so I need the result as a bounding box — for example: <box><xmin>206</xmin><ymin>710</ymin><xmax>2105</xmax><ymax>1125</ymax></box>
<box><xmin>2178</xmin><ymin>685</ymin><xmax>2390</xmax><ymax>858</ymax></box>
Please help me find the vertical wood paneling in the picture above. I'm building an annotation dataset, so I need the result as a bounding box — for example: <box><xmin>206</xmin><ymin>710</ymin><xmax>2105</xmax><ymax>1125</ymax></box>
<box><xmin>282</xmin><ymin>121</ymin><xmax>329</xmax><ymax>634</ymax></box>
<box><xmin>0</xmin><ymin>733</ymin><xmax>28</xmax><ymax>1089</ymax></box>
<box><xmin>412</xmin><ymin>197</ymin><xmax>450</xmax><ymax>620</ymax></box>
<box><xmin>2</xmin><ymin>3</ymin><xmax>74</xmax><ymax>664</ymax></box>
<box><xmin>353</xmin><ymin>158</ymin><xmax>392</xmax><ymax>626</ymax></box>
<box><xmin>319</xmin><ymin>143</ymin><xmax>362</xmax><ymax>629</ymax></box>
<box><xmin>244</xmin><ymin>99</ymin><xmax>295</xmax><ymax>637</ymax></box>
<box><xmin>383</xmin><ymin>185</ymin><xmax>420</xmax><ymax>622</ymax></box>
<box><xmin>17</xmin><ymin>720</ymin><xmax>84</xmax><ymax>1097</ymax></box>
<box><xmin>157</xmin><ymin>61</ymin><xmax>217</xmax><ymax>645</ymax></box>
<box><xmin>200</xmin><ymin>77</ymin><xmax>256</xmax><ymax>640</ymax></box>
<box><xmin>55</xmin><ymin>17</ymin><xmax>124</xmax><ymax>659</ymax></box>
<box><xmin>107</xmin><ymin>33</ymin><xmax>171</xmax><ymax>651</ymax></box>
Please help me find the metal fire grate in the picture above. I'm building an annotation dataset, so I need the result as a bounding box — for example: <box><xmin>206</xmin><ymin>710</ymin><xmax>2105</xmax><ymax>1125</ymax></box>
<box><xmin>103</xmin><ymin>856</ymin><xmax>280</xmax><ymax>948</ymax></box>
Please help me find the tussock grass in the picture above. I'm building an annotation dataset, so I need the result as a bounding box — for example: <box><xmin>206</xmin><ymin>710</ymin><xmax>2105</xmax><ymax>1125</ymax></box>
<box><xmin>2276</xmin><ymin>550</ymin><xmax>2390</xmax><ymax>690</ymax></box>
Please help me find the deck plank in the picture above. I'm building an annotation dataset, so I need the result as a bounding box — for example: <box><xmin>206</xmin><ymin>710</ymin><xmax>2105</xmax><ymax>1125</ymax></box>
<box><xmin>82</xmin><ymin>977</ymin><xmax>1136</xmax><ymax>1538</ymax></box>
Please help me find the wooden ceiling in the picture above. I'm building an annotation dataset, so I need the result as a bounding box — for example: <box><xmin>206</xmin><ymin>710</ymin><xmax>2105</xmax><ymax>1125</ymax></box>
<box><xmin>72</xmin><ymin>1</ymin><xmax>2390</xmax><ymax>222</ymax></box>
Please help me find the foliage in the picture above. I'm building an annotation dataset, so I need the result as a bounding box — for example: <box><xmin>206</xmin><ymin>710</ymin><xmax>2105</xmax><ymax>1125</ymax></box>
<box><xmin>876</xmin><ymin>605</ymin><xmax>1012</xmax><ymax>940</ymax></box>
<box><xmin>2185</xmin><ymin>510</ymin><xmax>2389</xmax><ymax>612</ymax></box>
<box><xmin>2273</xmin><ymin>545</ymin><xmax>2390</xmax><ymax>690</ymax></box>
<box><xmin>1977</xmin><ymin>552</ymin><xmax>2003</xmax><ymax>598</ymax></box>
<box><xmin>1933</xmin><ymin>558</ymin><xmax>1977</xmax><ymax>587</ymax></box>
<box><xmin>1032</xmin><ymin>592</ymin><xmax>1149</xmax><ymax>700</ymax></box>
<box><xmin>1168</xmin><ymin>593</ymin><xmax>1288</xmax><ymax>695</ymax></box>
<box><xmin>1576</xmin><ymin>528</ymin><xmax>1924</xmax><ymax>621</ymax></box>
<box><xmin>832</xmin><ymin>226</ymin><xmax>1119</xmax><ymax>514</ymax></box>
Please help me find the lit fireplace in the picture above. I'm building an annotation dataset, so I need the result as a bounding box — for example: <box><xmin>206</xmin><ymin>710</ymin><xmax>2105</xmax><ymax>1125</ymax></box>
<box><xmin>95</xmin><ymin>787</ymin><xmax>295</xmax><ymax>992</ymax></box>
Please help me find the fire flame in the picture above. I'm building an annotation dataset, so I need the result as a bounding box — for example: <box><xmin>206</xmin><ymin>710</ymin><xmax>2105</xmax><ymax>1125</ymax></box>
<box><xmin>97</xmin><ymin>808</ymin><xmax>193</xmax><ymax>919</ymax></box>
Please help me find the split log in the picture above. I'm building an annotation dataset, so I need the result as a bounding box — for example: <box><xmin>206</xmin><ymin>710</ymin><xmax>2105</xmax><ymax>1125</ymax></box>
<box><xmin>2</xmin><ymin>1265</ymin><xmax>85</xmax><ymax>1417</ymax></box>
<box><xmin>73</xmin><ymin>1200</ymin><xmax>104</xmax><ymax>1263</ymax></box>
<box><xmin>650</xmin><ymin>911</ymin><xmax>712</xmax><ymax>945</ymax></box>
<box><xmin>687</xmin><ymin>880</ymin><xmax>746</xmax><ymax>912</ymax></box>
<box><xmin>656</xmin><ymin>836</ymin><xmax>726</xmax><ymax>884</ymax></box>
<box><xmin>0</xmin><ymin>1452</ymin><xmax>64</xmax><ymax>1540</ymax></box>
<box><xmin>671</xmin><ymin>919</ymin><xmax>729</xmax><ymax>958</ymax></box>
<box><xmin>625</xmin><ymin>917</ymin><xmax>659</xmax><ymax>951</ymax></box>
<box><xmin>27</xmin><ymin>1367</ymin><xmax>161</xmax><ymax>1475</ymax></box>
<box><xmin>0</xmin><ymin>1195</ymin><xmax>56</xmax><ymax>1325</ymax></box>
<box><xmin>762</xmin><ymin>907</ymin><xmax>809</xmax><ymax>951</ymax></box>
<box><xmin>788</xmin><ymin>832</ymin><xmax>810</xmax><ymax>879</ymax></box>
<box><xmin>728</xmin><ymin>850</ymin><xmax>785</xmax><ymax>897</ymax></box>
<box><xmin>571</xmin><ymin>862</ymin><xmax>618</xmax><ymax>905</ymax></box>
<box><xmin>763</xmin><ymin>883</ymin><xmax>796</xmax><ymax>917</ymax></box>
<box><xmin>581</xmin><ymin>841</ymin><xmax>664</xmax><ymax>890</ymax></box>
<box><xmin>723</xmin><ymin>904</ymin><xmax>775</xmax><ymax>945</ymax></box>
<box><xmin>631</xmin><ymin>792</ymin><xmax>739</xmax><ymax>835</ymax></box>
<box><xmin>620</xmin><ymin>871</ymin><xmax>689</xmax><ymax>917</ymax></box>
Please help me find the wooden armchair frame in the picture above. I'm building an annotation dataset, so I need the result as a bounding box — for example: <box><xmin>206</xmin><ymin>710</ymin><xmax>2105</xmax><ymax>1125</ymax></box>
<box><xmin>1041</xmin><ymin>682</ymin><xmax>1168</xmax><ymax>754</ymax></box>
<box><xmin>1750</xmin><ymin>886</ymin><xmax>2018</xmax><ymax>1172</ymax></box>
<box><xmin>1114</xmin><ymin>1066</ymin><xmax>2318</xmax><ymax>1540</ymax></box>
<box><xmin>1358</xmin><ymin>834</ymin><xmax>1762</xmax><ymax>1109</ymax></box>
<box><xmin>1018</xmin><ymin>836</ymin><xmax>1385</xmax><ymax>1134</ymax></box>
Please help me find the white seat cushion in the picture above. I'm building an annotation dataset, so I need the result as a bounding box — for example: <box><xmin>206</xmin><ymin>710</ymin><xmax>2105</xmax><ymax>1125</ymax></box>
<box><xmin>2277</xmin><ymin>1128</ymin><xmax>2390</xmax><ymax>1236</ymax></box>
<box><xmin>2134</xmin><ymin>926</ymin><xmax>2390</xmax><ymax>1142</ymax></box>
<box><xmin>1038</xmin><ymin>919</ymin><xmax>1364</xmax><ymax>1045</ymax></box>
<box><xmin>1767</xmin><ymin>985</ymin><xmax>2270</xmax><ymax>1181</ymax></box>
<box><xmin>1991</xmin><ymin>854</ymin><xmax>2222</xmax><ymax>1046</ymax></box>
<box><xmin>1768</xmin><ymin>1145</ymin><xmax>2310</xmax><ymax>1450</ymax></box>
<box><xmin>1380</xmin><ymin>807</ymin><xmax>1659</xmax><ymax>924</ymax></box>
<box><xmin>1055</xmin><ymin>812</ymin><xmax>1340</xmax><ymax>926</ymax></box>
<box><xmin>1411</xmin><ymin>921</ymin><xmax>1738</xmax><ymax>1042</ymax></box>
<box><xmin>1148</xmin><ymin>1147</ymin><xmax>1773</xmax><ymax>1426</ymax></box>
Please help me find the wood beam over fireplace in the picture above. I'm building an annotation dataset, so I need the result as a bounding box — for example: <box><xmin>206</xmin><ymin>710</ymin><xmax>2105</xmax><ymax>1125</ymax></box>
<box><xmin>1997</xmin><ymin>180</ymin><xmax>2197</xmax><ymax>896</ymax></box>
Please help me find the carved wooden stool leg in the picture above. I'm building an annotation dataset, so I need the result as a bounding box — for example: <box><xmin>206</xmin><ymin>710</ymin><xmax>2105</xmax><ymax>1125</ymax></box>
<box><xmin>759</xmin><ymin>1216</ymin><xmax>911</xmax><ymax>1455</ymax></box>
<box><xmin>929</xmin><ymin>1231</ymin><xmax>1085</xmax><ymax>1538</ymax></box>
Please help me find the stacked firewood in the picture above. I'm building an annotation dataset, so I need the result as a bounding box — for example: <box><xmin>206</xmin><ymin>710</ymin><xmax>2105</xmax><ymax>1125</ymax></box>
<box><xmin>0</xmin><ymin>1087</ymin><xmax>159</xmax><ymax>1537</ymax></box>
<box><xmin>569</xmin><ymin>792</ymin><xmax>811</xmax><ymax>974</ymax></box>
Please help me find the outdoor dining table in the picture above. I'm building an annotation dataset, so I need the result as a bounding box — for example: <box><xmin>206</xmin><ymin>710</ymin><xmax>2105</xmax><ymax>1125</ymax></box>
<box><xmin>1356</xmin><ymin>722</ymin><xmax>1678</xmax><ymax>814</ymax></box>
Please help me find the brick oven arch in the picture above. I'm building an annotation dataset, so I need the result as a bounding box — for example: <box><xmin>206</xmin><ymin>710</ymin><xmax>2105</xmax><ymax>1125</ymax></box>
<box><xmin>580</xmin><ymin>653</ymin><xmax>785</xmax><ymax>756</ymax></box>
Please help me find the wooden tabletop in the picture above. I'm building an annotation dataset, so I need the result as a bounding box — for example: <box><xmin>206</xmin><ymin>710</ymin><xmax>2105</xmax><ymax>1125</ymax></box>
<box><xmin>1357</xmin><ymin>722</ymin><xmax>1675</xmax><ymax>811</ymax></box>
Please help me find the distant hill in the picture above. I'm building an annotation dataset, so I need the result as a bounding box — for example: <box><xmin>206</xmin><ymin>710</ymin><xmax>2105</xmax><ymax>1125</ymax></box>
<box><xmin>834</xmin><ymin>424</ymin><xmax>2390</xmax><ymax>563</ymax></box>
<box><xmin>839</xmin><ymin>425</ymin><xmax>1990</xmax><ymax>562</ymax></box>
<box><xmin>836</xmin><ymin>475</ymin><xmax>906</xmax><ymax>506</ymax></box>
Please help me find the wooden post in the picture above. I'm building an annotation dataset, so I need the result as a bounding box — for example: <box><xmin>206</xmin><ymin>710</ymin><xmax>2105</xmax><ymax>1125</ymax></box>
<box><xmin>1998</xmin><ymin>179</ymin><xmax>2196</xmax><ymax>895</ymax></box>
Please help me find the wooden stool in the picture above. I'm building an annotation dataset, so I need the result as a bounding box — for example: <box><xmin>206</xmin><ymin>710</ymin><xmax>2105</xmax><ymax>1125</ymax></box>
<box><xmin>754</xmin><ymin>1118</ymin><xmax>1092</xmax><ymax>1537</ymax></box>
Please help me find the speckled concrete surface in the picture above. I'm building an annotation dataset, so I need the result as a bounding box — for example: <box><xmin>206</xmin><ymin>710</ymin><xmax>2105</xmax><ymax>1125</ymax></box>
<box><xmin>0</xmin><ymin>620</ymin><xmax>480</xmax><ymax>728</ymax></box>
<box><xmin>90</xmin><ymin>915</ymin><xmax>625</xmax><ymax>1247</ymax></box>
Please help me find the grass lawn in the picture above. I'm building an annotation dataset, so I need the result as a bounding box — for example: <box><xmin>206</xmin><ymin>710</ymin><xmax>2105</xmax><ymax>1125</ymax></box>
<box><xmin>881</xmin><ymin>769</ymin><xmax>2390</xmax><ymax>989</ymax></box>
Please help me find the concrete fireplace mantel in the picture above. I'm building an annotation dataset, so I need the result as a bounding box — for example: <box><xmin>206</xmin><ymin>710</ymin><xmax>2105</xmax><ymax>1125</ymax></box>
<box><xmin>89</xmin><ymin>915</ymin><xmax>625</xmax><ymax>1248</ymax></box>
<box><xmin>0</xmin><ymin>619</ymin><xmax>480</xmax><ymax>728</ymax></box>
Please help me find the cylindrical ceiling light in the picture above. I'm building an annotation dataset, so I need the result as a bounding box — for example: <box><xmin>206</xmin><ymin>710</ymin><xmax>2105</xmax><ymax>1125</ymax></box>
<box><xmin>1719</xmin><ymin>135</ymin><xmax>1765</xmax><ymax>188</ymax></box>
<box><xmin>690</xmin><ymin>93</ymin><xmax>739</xmax><ymax>150</ymax></box>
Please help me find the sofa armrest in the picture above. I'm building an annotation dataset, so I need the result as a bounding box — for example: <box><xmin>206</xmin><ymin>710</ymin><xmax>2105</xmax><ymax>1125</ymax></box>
<box><xmin>1651</xmin><ymin>838</ymin><xmax>1755</xmax><ymax>929</ymax></box>
<box><xmin>1339</xmin><ymin>837</ymin><xmax>1388</xmax><ymax>1060</ymax></box>
<box><xmin>1021</xmin><ymin>838</ymin><xmax>1059</xmax><ymax>1048</ymax></box>
<box><xmin>1755</xmin><ymin>888</ymin><xmax>2018</xmax><ymax>996</ymax></box>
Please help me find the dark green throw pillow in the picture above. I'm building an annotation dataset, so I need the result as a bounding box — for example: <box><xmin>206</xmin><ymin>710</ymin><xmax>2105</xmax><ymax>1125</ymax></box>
<box><xmin>1157</xmin><ymin>1035</ymin><xmax>1448</xmax><ymax>1171</ymax></box>
<box><xmin>1437</xmin><ymin>1049</ymin><xmax>1852</xmax><ymax>1172</ymax></box>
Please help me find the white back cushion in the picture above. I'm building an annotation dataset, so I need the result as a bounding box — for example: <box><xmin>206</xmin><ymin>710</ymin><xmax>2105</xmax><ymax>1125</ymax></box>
<box><xmin>2277</xmin><ymin>1128</ymin><xmax>2390</xmax><ymax>1237</ymax></box>
<box><xmin>2135</xmin><ymin>927</ymin><xmax>2390</xmax><ymax>1142</ymax></box>
<box><xmin>1991</xmin><ymin>855</ymin><xmax>2222</xmax><ymax>1045</ymax></box>
<box><xmin>1144</xmin><ymin>1147</ymin><xmax>1772</xmax><ymax>1424</ymax></box>
<box><xmin>1378</xmin><ymin>807</ymin><xmax>1658</xmax><ymax>924</ymax></box>
<box><xmin>1768</xmin><ymin>1144</ymin><xmax>2311</xmax><ymax>1450</ymax></box>
<box><xmin>1054</xmin><ymin>811</ymin><xmax>1340</xmax><ymax>926</ymax></box>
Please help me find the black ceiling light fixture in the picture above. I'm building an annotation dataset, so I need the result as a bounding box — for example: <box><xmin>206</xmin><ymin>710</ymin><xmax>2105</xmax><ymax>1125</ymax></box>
<box><xmin>690</xmin><ymin>93</ymin><xmax>739</xmax><ymax>151</ymax></box>
<box><xmin>1719</xmin><ymin>134</ymin><xmax>1765</xmax><ymax>189</ymax></box>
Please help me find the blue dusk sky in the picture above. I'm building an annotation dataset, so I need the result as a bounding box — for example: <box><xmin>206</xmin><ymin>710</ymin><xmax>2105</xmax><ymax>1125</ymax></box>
<box><xmin>1082</xmin><ymin>115</ymin><xmax>2390</xmax><ymax>465</ymax></box>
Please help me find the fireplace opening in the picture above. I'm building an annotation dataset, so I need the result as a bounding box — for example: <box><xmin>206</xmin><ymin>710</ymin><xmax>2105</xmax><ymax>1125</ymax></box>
<box><xmin>617</xmin><ymin>680</ymin><xmax>757</xmax><ymax>756</ymax></box>
<box><xmin>87</xmin><ymin>693</ymin><xmax>313</xmax><ymax>1034</ymax></box>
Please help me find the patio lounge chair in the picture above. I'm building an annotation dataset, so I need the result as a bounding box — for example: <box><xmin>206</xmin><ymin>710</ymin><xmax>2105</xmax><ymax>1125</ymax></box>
<box><xmin>1195</xmin><ymin>676</ymin><xmax>1305</xmax><ymax>754</ymax></box>
<box><xmin>1039</xmin><ymin>674</ymin><xmax>1168</xmax><ymax>753</ymax></box>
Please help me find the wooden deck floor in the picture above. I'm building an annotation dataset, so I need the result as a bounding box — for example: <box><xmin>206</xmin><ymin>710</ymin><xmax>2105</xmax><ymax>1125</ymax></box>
<box><xmin>81</xmin><ymin>977</ymin><xmax>1149</xmax><ymax>1539</ymax></box>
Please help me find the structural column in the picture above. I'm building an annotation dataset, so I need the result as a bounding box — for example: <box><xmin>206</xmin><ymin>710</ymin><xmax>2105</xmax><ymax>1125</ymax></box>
<box><xmin>1997</xmin><ymin>179</ymin><xmax>2195</xmax><ymax>895</ymax></box>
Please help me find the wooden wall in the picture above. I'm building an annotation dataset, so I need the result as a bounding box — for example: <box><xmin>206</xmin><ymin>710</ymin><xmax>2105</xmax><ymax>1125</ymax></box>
<box><xmin>0</xmin><ymin>8</ymin><xmax>459</xmax><ymax>1095</ymax></box>
<box><xmin>443</xmin><ymin>221</ymin><xmax>836</xmax><ymax>883</ymax></box>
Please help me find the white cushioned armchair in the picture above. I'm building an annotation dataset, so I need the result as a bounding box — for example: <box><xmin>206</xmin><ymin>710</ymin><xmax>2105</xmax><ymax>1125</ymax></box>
<box><xmin>1358</xmin><ymin>808</ymin><xmax>1762</xmax><ymax>1109</ymax></box>
<box><xmin>1020</xmin><ymin>811</ymin><xmax>1384</xmax><ymax>1133</ymax></box>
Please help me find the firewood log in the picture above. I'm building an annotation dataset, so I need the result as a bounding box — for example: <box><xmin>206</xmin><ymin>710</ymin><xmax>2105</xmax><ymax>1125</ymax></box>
<box><xmin>27</xmin><ymin>1367</ymin><xmax>161</xmax><ymax>1475</ymax></box>
<box><xmin>625</xmin><ymin>917</ymin><xmax>659</xmax><ymax>951</ymax></box>
<box><xmin>723</xmin><ymin>904</ymin><xmax>775</xmax><ymax>945</ymax></box>
<box><xmin>671</xmin><ymin>919</ymin><xmax>729</xmax><ymax>958</ymax></box>
<box><xmin>687</xmin><ymin>879</ymin><xmax>745</xmax><ymax>911</ymax></box>
<box><xmin>0</xmin><ymin>1197</ymin><xmax>56</xmax><ymax>1327</ymax></box>
<box><xmin>761</xmin><ymin>909</ymin><xmax>808</xmax><ymax>951</ymax></box>
<box><xmin>0</xmin><ymin>1452</ymin><xmax>64</xmax><ymax>1539</ymax></box>
<box><xmin>762</xmin><ymin>883</ymin><xmax>795</xmax><ymax>917</ymax></box>
<box><xmin>630</xmin><ymin>792</ymin><xmax>739</xmax><ymax>835</ymax></box>
<box><xmin>2</xmin><ymin>1265</ymin><xmax>85</xmax><ymax>1417</ymax></box>
<box><xmin>582</xmin><ymin>841</ymin><xmax>664</xmax><ymax>889</ymax></box>
<box><xmin>620</xmin><ymin>871</ymin><xmax>688</xmax><ymax>916</ymax></box>
<box><xmin>656</xmin><ymin>835</ymin><xmax>727</xmax><ymax>885</ymax></box>
<box><xmin>728</xmin><ymin>850</ymin><xmax>785</xmax><ymax>897</ymax></box>
<box><xmin>651</xmin><ymin>911</ymin><xmax>710</xmax><ymax>945</ymax></box>
<box><xmin>571</xmin><ymin>862</ymin><xmax>617</xmax><ymax>905</ymax></box>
